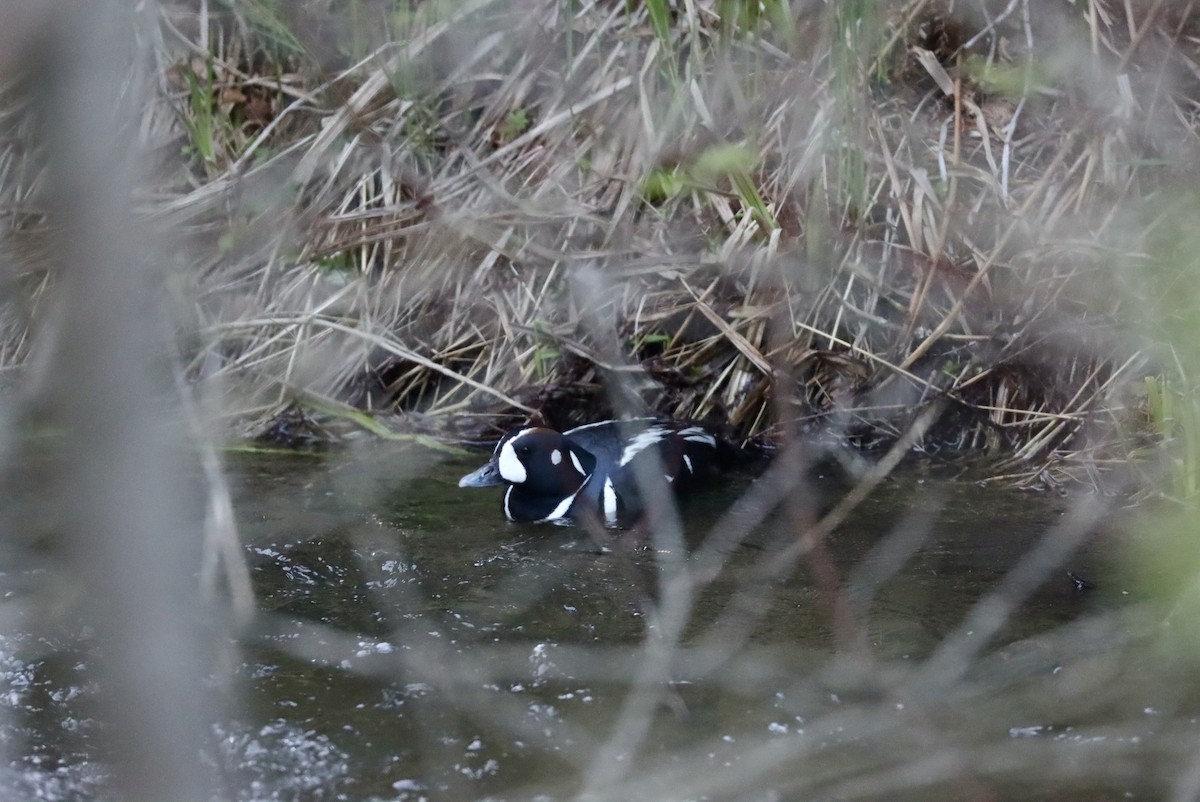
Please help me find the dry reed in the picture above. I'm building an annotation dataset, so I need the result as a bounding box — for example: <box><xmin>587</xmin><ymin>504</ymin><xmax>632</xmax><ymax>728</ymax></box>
<box><xmin>2</xmin><ymin>1</ymin><xmax>1191</xmax><ymax>488</ymax></box>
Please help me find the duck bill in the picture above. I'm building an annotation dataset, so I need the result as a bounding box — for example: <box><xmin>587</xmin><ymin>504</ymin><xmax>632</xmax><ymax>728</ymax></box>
<box><xmin>458</xmin><ymin>461</ymin><xmax>504</xmax><ymax>488</ymax></box>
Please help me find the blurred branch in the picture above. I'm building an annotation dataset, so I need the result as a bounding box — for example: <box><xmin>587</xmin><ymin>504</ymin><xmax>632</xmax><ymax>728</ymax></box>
<box><xmin>30</xmin><ymin>2</ymin><xmax>216</xmax><ymax>799</ymax></box>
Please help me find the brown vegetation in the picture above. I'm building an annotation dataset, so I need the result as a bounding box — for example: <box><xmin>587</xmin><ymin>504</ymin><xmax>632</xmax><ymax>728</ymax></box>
<box><xmin>4</xmin><ymin>1</ymin><xmax>1198</xmax><ymax>487</ymax></box>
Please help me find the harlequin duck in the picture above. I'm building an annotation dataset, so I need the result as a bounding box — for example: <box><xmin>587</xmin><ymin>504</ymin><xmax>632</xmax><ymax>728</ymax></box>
<box><xmin>457</xmin><ymin>419</ymin><xmax>721</xmax><ymax>524</ymax></box>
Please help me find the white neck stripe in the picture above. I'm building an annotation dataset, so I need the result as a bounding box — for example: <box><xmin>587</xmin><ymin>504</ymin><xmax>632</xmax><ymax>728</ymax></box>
<box><xmin>538</xmin><ymin>474</ymin><xmax>590</xmax><ymax>522</ymax></box>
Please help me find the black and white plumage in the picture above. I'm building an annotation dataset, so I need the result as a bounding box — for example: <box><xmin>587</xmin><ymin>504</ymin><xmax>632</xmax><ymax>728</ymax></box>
<box><xmin>457</xmin><ymin>419</ymin><xmax>721</xmax><ymax>524</ymax></box>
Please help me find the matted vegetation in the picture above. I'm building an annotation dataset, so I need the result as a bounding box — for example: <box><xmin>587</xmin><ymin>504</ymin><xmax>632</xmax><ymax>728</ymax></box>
<box><xmin>3</xmin><ymin>1</ymin><xmax>1200</xmax><ymax>487</ymax></box>
<box><xmin>9</xmin><ymin>4</ymin><xmax>1200</xmax><ymax>801</ymax></box>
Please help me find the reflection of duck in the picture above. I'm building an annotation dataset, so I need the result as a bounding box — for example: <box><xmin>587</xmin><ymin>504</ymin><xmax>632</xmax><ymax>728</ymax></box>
<box><xmin>458</xmin><ymin>419</ymin><xmax>721</xmax><ymax>524</ymax></box>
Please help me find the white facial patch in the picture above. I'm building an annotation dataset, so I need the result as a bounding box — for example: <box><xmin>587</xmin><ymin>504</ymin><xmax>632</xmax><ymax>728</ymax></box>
<box><xmin>602</xmin><ymin>477</ymin><xmax>618</xmax><ymax>523</ymax></box>
<box><xmin>618</xmin><ymin>427</ymin><xmax>669</xmax><ymax>466</ymax></box>
<box><xmin>550</xmin><ymin>448</ymin><xmax>562</xmax><ymax>465</ymax></box>
<box><xmin>683</xmin><ymin>454</ymin><xmax>693</xmax><ymax>474</ymax></box>
<box><xmin>497</xmin><ymin>439</ymin><xmax>527</xmax><ymax>483</ymax></box>
<box><xmin>569</xmin><ymin>450</ymin><xmax>586</xmax><ymax>476</ymax></box>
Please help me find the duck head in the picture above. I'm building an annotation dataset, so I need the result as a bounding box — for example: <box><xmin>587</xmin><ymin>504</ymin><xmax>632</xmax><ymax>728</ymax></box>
<box><xmin>458</xmin><ymin>427</ymin><xmax>598</xmax><ymax>521</ymax></box>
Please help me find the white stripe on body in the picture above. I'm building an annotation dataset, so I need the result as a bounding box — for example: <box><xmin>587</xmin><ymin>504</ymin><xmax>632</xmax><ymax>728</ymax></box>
<box><xmin>677</xmin><ymin>426</ymin><xmax>717</xmax><ymax>446</ymax></box>
<box><xmin>564</xmin><ymin>418</ymin><xmax>654</xmax><ymax>435</ymax></box>
<box><xmin>602</xmin><ymin>477</ymin><xmax>618</xmax><ymax>524</ymax></box>
<box><xmin>539</xmin><ymin>476</ymin><xmax>591</xmax><ymax>523</ymax></box>
<box><xmin>617</xmin><ymin>427</ymin><xmax>670</xmax><ymax>466</ymax></box>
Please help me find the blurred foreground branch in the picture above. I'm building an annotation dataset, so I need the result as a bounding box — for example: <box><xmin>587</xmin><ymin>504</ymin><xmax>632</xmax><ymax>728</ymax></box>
<box><xmin>16</xmin><ymin>2</ymin><xmax>218</xmax><ymax>800</ymax></box>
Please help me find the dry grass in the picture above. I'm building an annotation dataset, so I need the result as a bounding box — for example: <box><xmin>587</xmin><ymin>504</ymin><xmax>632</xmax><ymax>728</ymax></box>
<box><xmin>6</xmin><ymin>4</ymin><xmax>1200</xmax><ymax>801</ymax></box>
<box><xmin>4</xmin><ymin>0</ymin><xmax>1199</xmax><ymax>484</ymax></box>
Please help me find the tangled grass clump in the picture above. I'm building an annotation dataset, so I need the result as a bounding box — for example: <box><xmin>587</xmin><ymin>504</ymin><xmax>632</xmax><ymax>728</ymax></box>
<box><xmin>4</xmin><ymin>0</ymin><xmax>1200</xmax><ymax>488</ymax></box>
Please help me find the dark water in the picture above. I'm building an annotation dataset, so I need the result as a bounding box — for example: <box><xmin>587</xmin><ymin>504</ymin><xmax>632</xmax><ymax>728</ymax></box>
<box><xmin>0</xmin><ymin>443</ymin><xmax>1193</xmax><ymax>801</ymax></box>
